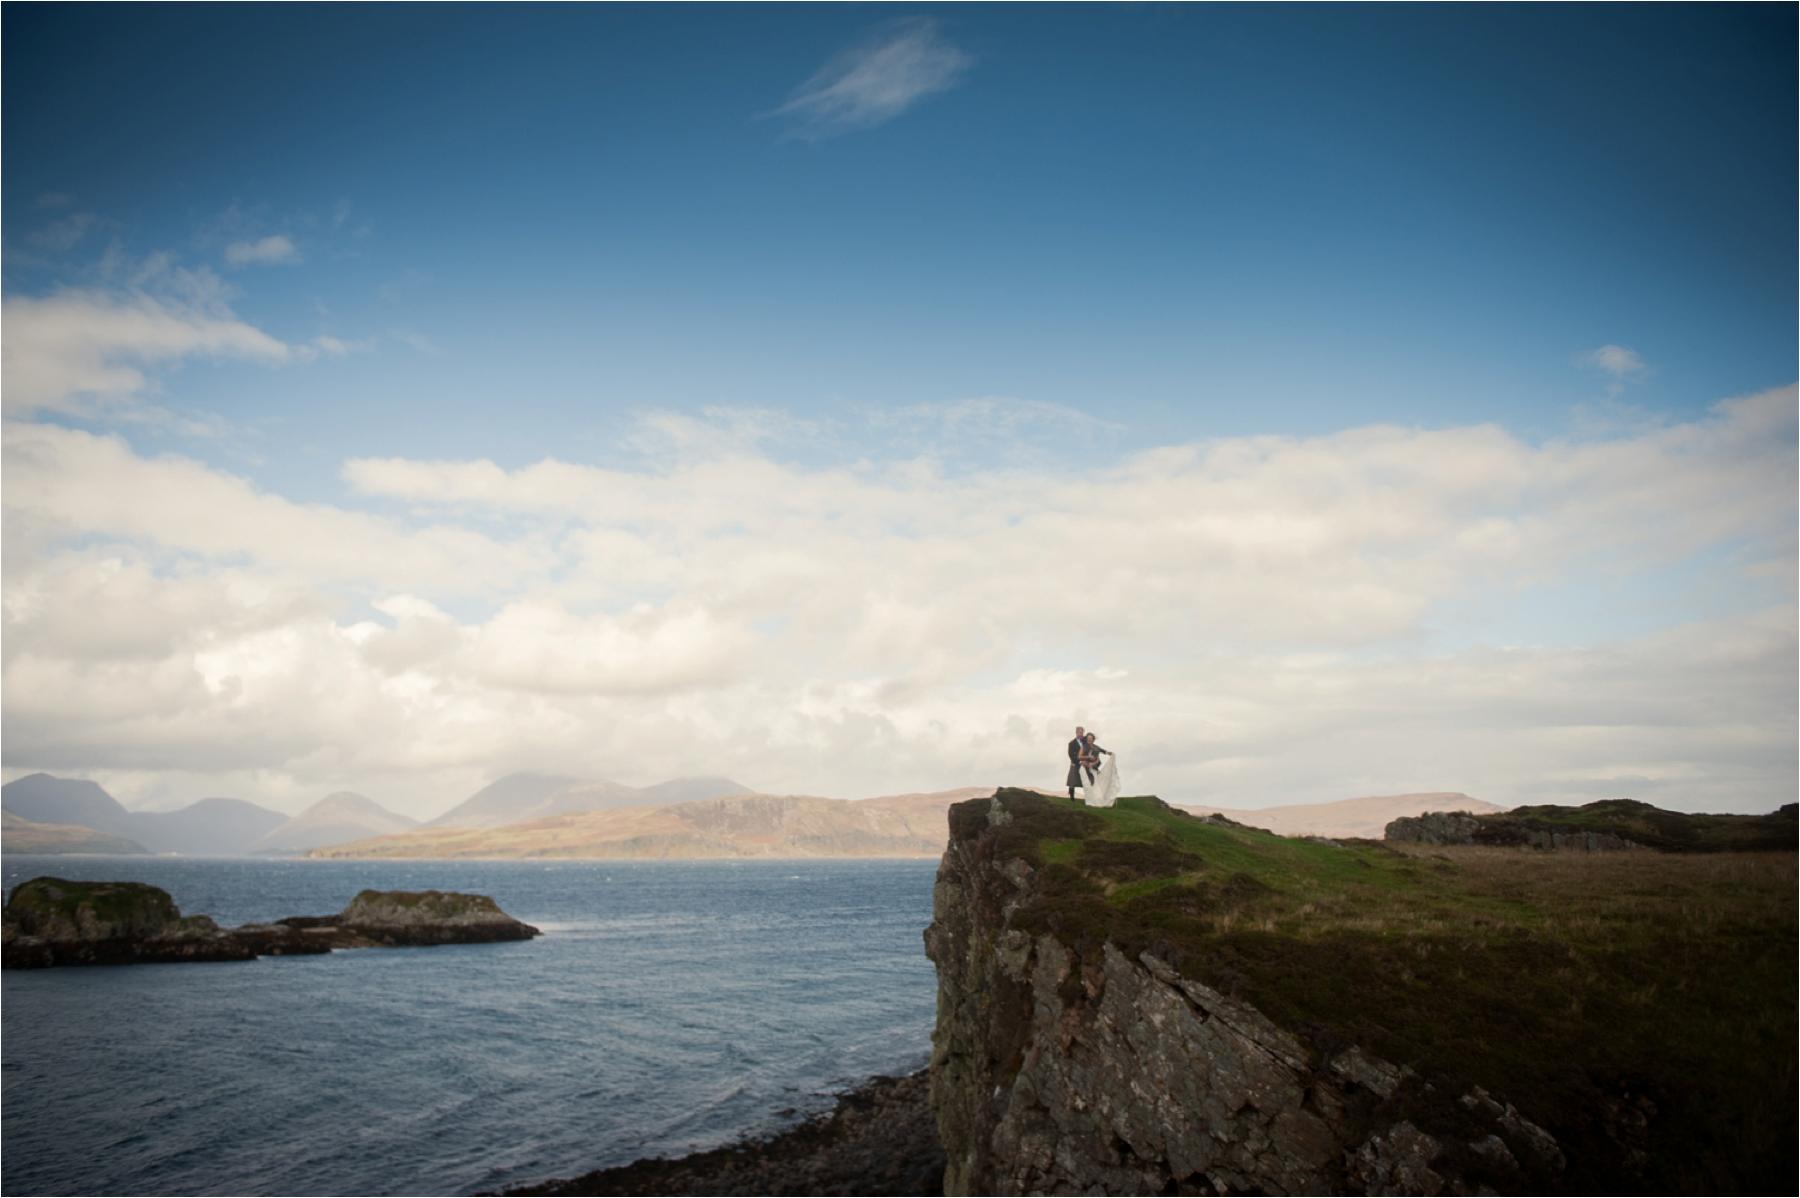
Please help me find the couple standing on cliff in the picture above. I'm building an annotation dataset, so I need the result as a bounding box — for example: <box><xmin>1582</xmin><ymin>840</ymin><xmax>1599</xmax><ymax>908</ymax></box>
<box><xmin>1066</xmin><ymin>726</ymin><xmax>1121</xmax><ymax>808</ymax></box>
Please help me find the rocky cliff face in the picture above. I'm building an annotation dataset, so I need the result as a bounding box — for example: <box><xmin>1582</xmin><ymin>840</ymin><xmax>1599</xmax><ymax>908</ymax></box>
<box><xmin>924</xmin><ymin>791</ymin><xmax>1566</xmax><ymax>1196</ymax></box>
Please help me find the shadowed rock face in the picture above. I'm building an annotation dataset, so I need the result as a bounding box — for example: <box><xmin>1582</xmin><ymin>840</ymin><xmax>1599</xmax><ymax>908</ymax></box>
<box><xmin>2</xmin><ymin>878</ymin><xmax>539</xmax><ymax>968</ymax></box>
<box><xmin>924</xmin><ymin>791</ymin><xmax>1566</xmax><ymax>1196</ymax></box>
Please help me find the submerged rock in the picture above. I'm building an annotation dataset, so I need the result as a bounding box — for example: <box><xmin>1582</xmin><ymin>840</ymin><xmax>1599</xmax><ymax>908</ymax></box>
<box><xmin>2</xmin><ymin>877</ymin><xmax>539</xmax><ymax>968</ymax></box>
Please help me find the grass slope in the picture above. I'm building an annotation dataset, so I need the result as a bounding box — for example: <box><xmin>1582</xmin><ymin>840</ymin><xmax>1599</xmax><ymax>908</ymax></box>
<box><xmin>978</xmin><ymin>790</ymin><xmax>1796</xmax><ymax>1194</ymax></box>
<box><xmin>1460</xmin><ymin>798</ymin><xmax>1797</xmax><ymax>852</ymax></box>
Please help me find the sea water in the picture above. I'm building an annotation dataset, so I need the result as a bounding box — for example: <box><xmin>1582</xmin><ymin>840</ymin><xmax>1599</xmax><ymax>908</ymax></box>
<box><xmin>0</xmin><ymin>855</ymin><xmax>940</xmax><ymax>1196</ymax></box>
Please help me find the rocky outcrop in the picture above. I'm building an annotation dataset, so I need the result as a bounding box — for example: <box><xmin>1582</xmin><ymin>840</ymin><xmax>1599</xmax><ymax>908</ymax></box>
<box><xmin>326</xmin><ymin>888</ymin><xmax>542</xmax><ymax>945</ymax></box>
<box><xmin>1385</xmin><ymin>798</ymin><xmax>1798</xmax><ymax>853</ymax></box>
<box><xmin>1384</xmin><ymin>810</ymin><xmax>1649</xmax><ymax>852</ymax></box>
<box><xmin>1386</xmin><ymin>811</ymin><xmax>1643</xmax><ymax>851</ymax></box>
<box><xmin>0</xmin><ymin>878</ymin><xmax>255</xmax><ymax>966</ymax></box>
<box><xmin>2</xmin><ymin>877</ymin><xmax>538</xmax><ymax>968</ymax></box>
<box><xmin>924</xmin><ymin>791</ymin><xmax>1565</xmax><ymax>1196</ymax></box>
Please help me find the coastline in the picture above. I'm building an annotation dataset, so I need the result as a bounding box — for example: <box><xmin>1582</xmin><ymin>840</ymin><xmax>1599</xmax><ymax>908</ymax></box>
<box><xmin>504</xmin><ymin>1070</ymin><xmax>942</xmax><ymax>1197</ymax></box>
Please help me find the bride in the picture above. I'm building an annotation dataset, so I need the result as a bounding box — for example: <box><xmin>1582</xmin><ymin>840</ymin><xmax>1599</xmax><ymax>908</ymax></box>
<box><xmin>1082</xmin><ymin>733</ymin><xmax>1121</xmax><ymax>808</ymax></box>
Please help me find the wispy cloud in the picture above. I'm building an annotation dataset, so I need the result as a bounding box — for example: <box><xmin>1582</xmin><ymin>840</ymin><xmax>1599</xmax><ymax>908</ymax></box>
<box><xmin>1581</xmin><ymin>344</ymin><xmax>1648</xmax><ymax>396</ymax></box>
<box><xmin>771</xmin><ymin>19</ymin><xmax>973</xmax><ymax>139</ymax></box>
<box><xmin>26</xmin><ymin>211</ymin><xmax>99</xmax><ymax>254</ymax></box>
<box><xmin>295</xmin><ymin>333</ymin><xmax>374</xmax><ymax>361</ymax></box>
<box><xmin>1</xmin><ymin>287</ymin><xmax>290</xmax><ymax>417</ymax></box>
<box><xmin>224</xmin><ymin>234</ymin><xmax>300</xmax><ymax>267</ymax></box>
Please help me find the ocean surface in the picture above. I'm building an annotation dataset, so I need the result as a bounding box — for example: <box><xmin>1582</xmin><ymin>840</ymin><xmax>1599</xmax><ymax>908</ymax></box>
<box><xmin>0</xmin><ymin>854</ymin><xmax>940</xmax><ymax>1196</ymax></box>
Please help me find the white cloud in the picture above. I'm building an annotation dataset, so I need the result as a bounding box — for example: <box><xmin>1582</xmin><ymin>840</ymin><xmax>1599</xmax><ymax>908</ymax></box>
<box><xmin>1582</xmin><ymin>344</ymin><xmax>1649</xmax><ymax>396</ymax></box>
<box><xmin>224</xmin><ymin>234</ymin><xmax>300</xmax><ymax>266</ymax></box>
<box><xmin>1585</xmin><ymin>345</ymin><xmax>1646</xmax><ymax>378</ymax></box>
<box><xmin>772</xmin><ymin>19</ymin><xmax>973</xmax><ymax>137</ymax></box>
<box><xmin>3</xmin><ymin>388</ymin><xmax>1793</xmax><ymax>817</ymax></box>
<box><xmin>2</xmin><ymin>423</ymin><xmax>551</xmax><ymax>594</ymax></box>
<box><xmin>1</xmin><ymin>287</ymin><xmax>291</xmax><ymax>416</ymax></box>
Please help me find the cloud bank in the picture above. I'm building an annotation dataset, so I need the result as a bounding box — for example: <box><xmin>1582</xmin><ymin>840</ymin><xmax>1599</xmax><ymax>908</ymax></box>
<box><xmin>3</xmin><ymin>388</ymin><xmax>1793</xmax><ymax>818</ymax></box>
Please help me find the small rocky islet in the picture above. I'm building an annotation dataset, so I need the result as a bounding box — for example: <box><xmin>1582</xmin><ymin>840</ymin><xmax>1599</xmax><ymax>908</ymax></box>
<box><xmin>0</xmin><ymin>876</ymin><xmax>539</xmax><ymax>968</ymax></box>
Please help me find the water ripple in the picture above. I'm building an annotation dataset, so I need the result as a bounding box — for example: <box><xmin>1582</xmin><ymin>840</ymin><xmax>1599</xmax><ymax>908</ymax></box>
<box><xmin>1</xmin><ymin>855</ymin><xmax>938</xmax><ymax>1196</ymax></box>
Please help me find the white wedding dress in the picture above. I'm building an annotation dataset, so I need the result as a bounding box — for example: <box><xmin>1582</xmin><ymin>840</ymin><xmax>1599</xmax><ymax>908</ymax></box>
<box><xmin>1086</xmin><ymin>754</ymin><xmax>1121</xmax><ymax>808</ymax></box>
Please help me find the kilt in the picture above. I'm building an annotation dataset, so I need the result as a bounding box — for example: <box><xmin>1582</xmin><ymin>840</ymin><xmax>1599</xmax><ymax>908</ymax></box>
<box><xmin>1067</xmin><ymin>761</ymin><xmax>1085</xmax><ymax>788</ymax></box>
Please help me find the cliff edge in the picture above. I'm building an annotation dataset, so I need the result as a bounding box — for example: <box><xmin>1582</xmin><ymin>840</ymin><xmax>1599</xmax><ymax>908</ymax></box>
<box><xmin>924</xmin><ymin>789</ymin><xmax>1795</xmax><ymax>1195</ymax></box>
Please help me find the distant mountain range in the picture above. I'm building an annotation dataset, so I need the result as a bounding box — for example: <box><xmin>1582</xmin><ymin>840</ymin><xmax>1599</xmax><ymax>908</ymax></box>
<box><xmin>309</xmin><ymin>787</ymin><xmax>998</xmax><ymax>859</ymax></box>
<box><xmin>426</xmin><ymin>771</ymin><xmax>754</xmax><ymax>828</ymax></box>
<box><xmin>0</xmin><ymin>774</ymin><xmax>415</xmax><ymax>857</ymax></box>
<box><xmin>1</xmin><ymin>811</ymin><xmax>151</xmax><ymax>855</ymax></box>
<box><xmin>3</xmin><ymin>772</ymin><xmax>1511</xmax><ymax>859</ymax></box>
<box><xmin>0</xmin><ymin>770</ymin><xmax>756</xmax><ymax>856</ymax></box>
<box><xmin>254</xmin><ymin>792</ymin><xmax>419</xmax><ymax>854</ymax></box>
<box><xmin>1</xmin><ymin>774</ymin><xmax>284</xmax><ymax>855</ymax></box>
<box><xmin>1175</xmin><ymin>792</ymin><xmax>1507</xmax><ymax>839</ymax></box>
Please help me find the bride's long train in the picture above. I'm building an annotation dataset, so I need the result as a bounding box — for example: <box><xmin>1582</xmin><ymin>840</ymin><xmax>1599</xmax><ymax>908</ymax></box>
<box><xmin>1086</xmin><ymin>755</ymin><xmax>1121</xmax><ymax>808</ymax></box>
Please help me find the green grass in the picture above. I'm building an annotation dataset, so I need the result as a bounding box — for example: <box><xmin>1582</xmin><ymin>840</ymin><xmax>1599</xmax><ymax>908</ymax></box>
<box><xmin>1474</xmin><ymin>798</ymin><xmax>1797</xmax><ymax>852</ymax></box>
<box><xmin>979</xmin><ymin>789</ymin><xmax>1797</xmax><ymax>1194</ymax></box>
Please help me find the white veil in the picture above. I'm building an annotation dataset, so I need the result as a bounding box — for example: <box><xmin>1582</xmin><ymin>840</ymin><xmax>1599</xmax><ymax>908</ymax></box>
<box><xmin>1087</xmin><ymin>753</ymin><xmax>1121</xmax><ymax>808</ymax></box>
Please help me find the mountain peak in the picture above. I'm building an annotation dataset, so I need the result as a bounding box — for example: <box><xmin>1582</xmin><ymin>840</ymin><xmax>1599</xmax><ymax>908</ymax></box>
<box><xmin>309</xmin><ymin>791</ymin><xmax>384</xmax><ymax>815</ymax></box>
<box><xmin>254</xmin><ymin>792</ymin><xmax>417</xmax><ymax>855</ymax></box>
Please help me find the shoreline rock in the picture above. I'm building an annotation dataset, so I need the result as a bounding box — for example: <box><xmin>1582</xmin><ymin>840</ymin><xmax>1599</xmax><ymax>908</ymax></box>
<box><xmin>1</xmin><ymin>877</ymin><xmax>539</xmax><ymax>968</ymax></box>
<box><xmin>505</xmin><ymin>1070</ymin><xmax>944</xmax><ymax>1197</ymax></box>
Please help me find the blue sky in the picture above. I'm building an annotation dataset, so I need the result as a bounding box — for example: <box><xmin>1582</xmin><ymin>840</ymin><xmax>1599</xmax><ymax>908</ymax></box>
<box><xmin>2</xmin><ymin>5</ymin><xmax>1794</xmax><ymax>816</ymax></box>
<box><xmin>6</xmin><ymin>6</ymin><xmax>1793</xmax><ymax>475</ymax></box>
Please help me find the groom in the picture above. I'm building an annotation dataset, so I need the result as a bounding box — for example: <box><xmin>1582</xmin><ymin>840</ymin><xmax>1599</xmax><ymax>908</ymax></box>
<box><xmin>1067</xmin><ymin>726</ymin><xmax>1087</xmax><ymax>801</ymax></box>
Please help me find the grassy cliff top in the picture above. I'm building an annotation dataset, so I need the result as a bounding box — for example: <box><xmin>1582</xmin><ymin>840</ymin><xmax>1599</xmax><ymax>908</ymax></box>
<box><xmin>962</xmin><ymin>789</ymin><xmax>1796</xmax><ymax>1194</ymax></box>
